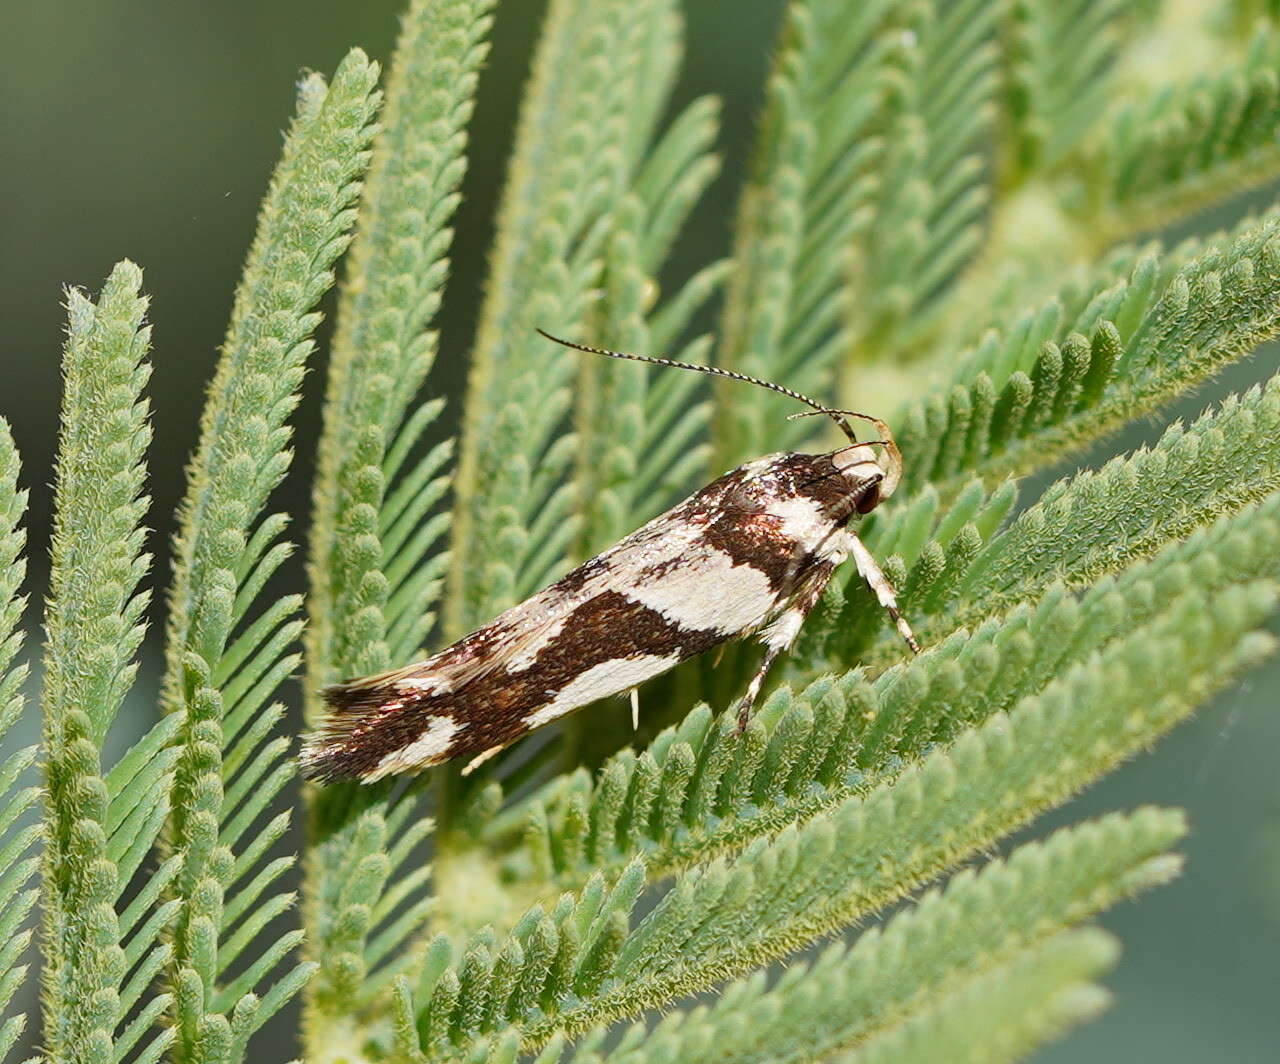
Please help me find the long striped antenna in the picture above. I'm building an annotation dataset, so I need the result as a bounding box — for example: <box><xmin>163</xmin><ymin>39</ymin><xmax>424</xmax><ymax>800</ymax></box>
<box><xmin>536</xmin><ymin>328</ymin><xmax>865</xmax><ymax>444</ymax></box>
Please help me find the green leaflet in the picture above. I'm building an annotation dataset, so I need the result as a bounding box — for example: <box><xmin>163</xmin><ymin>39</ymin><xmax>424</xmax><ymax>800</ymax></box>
<box><xmin>573</xmin><ymin>112</ymin><xmax>724</xmax><ymax>560</ymax></box>
<box><xmin>835</xmin><ymin>930</ymin><xmax>1117</xmax><ymax>1064</ymax></box>
<box><xmin>0</xmin><ymin>423</ymin><xmax>39</xmax><ymax>1063</ymax></box>
<box><xmin>40</xmin><ymin>263</ymin><xmax>176</xmax><ymax>1064</ymax></box>
<box><xmin>302</xmin><ymin>0</ymin><xmax>494</xmax><ymax>1035</ymax></box>
<box><xmin>1002</xmin><ymin>0</ymin><xmax>1133</xmax><ymax>178</ymax></box>
<box><xmin>561</xmin><ymin>809</ymin><xmax>1175</xmax><ymax>1064</ymax></box>
<box><xmin>849</xmin><ymin>0</ymin><xmax>999</xmax><ymax>359</ymax></box>
<box><xmin>895</xmin><ymin>215</ymin><xmax>1280</xmax><ymax>491</ymax></box>
<box><xmin>160</xmin><ymin>52</ymin><xmax>382</xmax><ymax>1062</ymax></box>
<box><xmin>715</xmin><ymin>0</ymin><xmax>901</xmax><ymax>465</ymax></box>
<box><xmin>1087</xmin><ymin>21</ymin><xmax>1280</xmax><ymax>238</ymax></box>
<box><xmin>447</xmin><ymin>0</ymin><xmax>694</xmax><ymax>637</ymax></box>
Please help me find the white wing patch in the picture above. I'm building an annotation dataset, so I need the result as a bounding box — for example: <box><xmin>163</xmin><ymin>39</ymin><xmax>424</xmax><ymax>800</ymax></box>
<box><xmin>627</xmin><ymin>550</ymin><xmax>775</xmax><ymax>634</ymax></box>
<box><xmin>763</xmin><ymin>495</ymin><xmax>830</xmax><ymax>551</ymax></box>
<box><xmin>367</xmin><ymin>716</ymin><xmax>464</xmax><ymax>781</ymax></box>
<box><xmin>523</xmin><ymin>654</ymin><xmax>681</xmax><ymax>730</ymax></box>
<box><xmin>398</xmin><ymin>675</ymin><xmax>454</xmax><ymax>694</ymax></box>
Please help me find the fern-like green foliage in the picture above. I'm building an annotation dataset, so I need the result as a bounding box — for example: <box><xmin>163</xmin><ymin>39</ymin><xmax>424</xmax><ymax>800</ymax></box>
<box><xmin>302</xmin><ymin>2</ymin><xmax>493</xmax><ymax>1043</ymax></box>
<box><xmin>158</xmin><ymin>54</ymin><xmax>381</xmax><ymax>1063</ymax></box>
<box><xmin>41</xmin><ymin>264</ymin><xmax>177</xmax><ymax>1064</ymax></box>
<box><xmin>715</xmin><ymin>0</ymin><xmax>892</xmax><ymax>463</ymax></box>
<box><xmin>894</xmin><ymin>208</ymin><xmax>1280</xmax><ymax>491</ymax></box>
<box><xmin>1087</xmin><ymin>17</ymin><xmax>1280</xmax><ymax>235</ymax></box>
<box><xmin>1003</xmin><ymin>0</ymin><xmax>1133</xmax><ymax>180</ymax></box>
<box><xmin>447</xmin><ymin>0</ymin><xmax>723</xmax><ymax>637</ymax></box>
<box><xmin>0</xmin><ymin>426</ymin><xmax>39</xmax><ymax>1061</ymax></box>
<box><xmin>6</xmin><ymin>2</ymin><xmax>1280</xmax><ymax>1062</ymax></box>
<box><xmin>548</xmin><ymin>808</ymin><xmax>1179</xmax><ymax>1064</ymax></box>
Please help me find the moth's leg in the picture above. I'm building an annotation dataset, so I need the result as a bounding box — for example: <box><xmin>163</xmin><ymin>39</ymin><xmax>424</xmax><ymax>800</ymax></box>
<box><xmin>848</xmin><ymin>534</ymin><xmax>920</xmax><ymax>654</ymax></box>
<box><xmin>461</xmin><ymin>744</ymin><xmax>504</xmax><ymax>777</ymax></box>
<box><xmin>734</xmin><ymin>643</ymin><xmax>788</xmax><ymax>732</ymax></box>
<box><xmin>629</xmin><ymin>687</ymin><xmax>640</xmax><ymax>730</ymax></box>
<box><xmin>735</xmin><ymin>561</ymin><xmax>837</xmax><ymax>732</ymax></box>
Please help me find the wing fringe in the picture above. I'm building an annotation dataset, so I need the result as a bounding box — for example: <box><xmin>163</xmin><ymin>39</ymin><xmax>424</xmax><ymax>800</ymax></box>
<box><xmin>300</xmin><ymin>674</ymin><xmax>414</xmax><ymax>782</ymax></box>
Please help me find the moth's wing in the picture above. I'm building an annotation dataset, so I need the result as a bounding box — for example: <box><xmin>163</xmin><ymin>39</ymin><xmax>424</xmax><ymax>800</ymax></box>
<box><xmin>316</xmin><ymin>575</ymin><xmax>606</xmax><ymax>715</ymax></box>
<box><xmin>301</xmin><ymin>522</ymin><xmax>701</xmax><ymax>779</ymax></box>
<box><xmin>302</xmin><ymin>596</ymin><xmax>592</xmax><ymax>782</ymax></box>
<box><xmin>302</xmin><ymin>470</ymin><xmax>763</xmax><ymax>782</ymax></box>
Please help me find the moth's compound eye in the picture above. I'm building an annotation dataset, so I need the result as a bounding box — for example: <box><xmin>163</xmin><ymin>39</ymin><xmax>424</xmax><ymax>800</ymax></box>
<box><xmin>855</xmin><ymin>480</ymin><xmax>883</xmax><ymax>514</ymax></box>
<box><xmin>830</xmin><ymin>446</ymin><xmax>885</xmax><ymax>511</ymax></box>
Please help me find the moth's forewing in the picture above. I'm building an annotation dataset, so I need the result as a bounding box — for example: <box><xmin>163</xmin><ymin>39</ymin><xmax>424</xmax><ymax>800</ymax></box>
<box><xmin>302</xmin><ymin>450</ymin><xmax>880</xmax><ymax>782</ymax></box>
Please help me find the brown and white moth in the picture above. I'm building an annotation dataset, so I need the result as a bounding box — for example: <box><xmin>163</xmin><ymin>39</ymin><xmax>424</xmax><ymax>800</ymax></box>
<box><xmin>302</xmin><ymin>332</ymin><xmax>919</xmax><ymax>783</ymax></box>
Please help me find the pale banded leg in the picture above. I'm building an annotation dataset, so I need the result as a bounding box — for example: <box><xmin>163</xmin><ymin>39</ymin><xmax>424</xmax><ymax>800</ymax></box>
<box><xmin>461</xmin><ymin>743</ymin><xmax>503</xmax><ymax>776</ymax></box>
<box><xmin>629</xmin><ymin>687</ymin><xmax>640</xmax><ymax>730</ymax></box>
<box><xmin>848</xmin><ymin>534</ymin><xmax>920</xmax><ymax>654</ymax></box>
<box><xmin>735</xmin><ymin>561</ymin><xmax>836</xmax><ymax>731</ymax></box>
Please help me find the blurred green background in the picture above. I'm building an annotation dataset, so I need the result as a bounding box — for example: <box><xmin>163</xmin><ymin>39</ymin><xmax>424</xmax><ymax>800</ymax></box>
<box><xmin>2</xmin><ymin>1</ymin><xmax>1277</xmax><ymax>1059</ymax></box>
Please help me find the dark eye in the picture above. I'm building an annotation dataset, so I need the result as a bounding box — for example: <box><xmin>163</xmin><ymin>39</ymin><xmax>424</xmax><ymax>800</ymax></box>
<box><xmin>855</xmin><ymin>480</ymin><xmax>882</xmax><ymax>514</ymax></box>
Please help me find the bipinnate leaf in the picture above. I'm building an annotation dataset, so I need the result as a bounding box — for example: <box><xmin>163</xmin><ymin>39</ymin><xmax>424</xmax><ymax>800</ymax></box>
<box><xmin>303</xmin><ymin>0</ymin><xmax>494</xmax><ymax>1033</ymax></box>
<box><xmin>561</xmin><ymin>808</ymin><xmax>1178</xmax><ymax>1064</ymax></box>
<box><xmin>161</xmin><ymin>52</ymin><xmax>381</xmax><ymax>1062</ymax></box>
<box><xmin>40</xmin><ymin>262</ymin><xmax>176</xmax><ymax>1064</ymax></box>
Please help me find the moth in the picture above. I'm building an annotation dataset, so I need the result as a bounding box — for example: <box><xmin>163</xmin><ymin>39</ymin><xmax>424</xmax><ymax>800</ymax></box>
<box><xmin>302</xmin><ymin>331</ymin><xmax>919</xmax><ymax>783</ymax></box>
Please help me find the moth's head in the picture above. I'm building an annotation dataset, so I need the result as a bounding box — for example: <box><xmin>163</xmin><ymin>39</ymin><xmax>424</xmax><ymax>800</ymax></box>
<box><xmin>826</xmin><ymin>443</ymin><xmax>889</xmax><ymax>514</ymax></box>
<box><xmin>803</xmin><ymin>411</ymin><xmax>902</xmax><ymax>515</ymax></box>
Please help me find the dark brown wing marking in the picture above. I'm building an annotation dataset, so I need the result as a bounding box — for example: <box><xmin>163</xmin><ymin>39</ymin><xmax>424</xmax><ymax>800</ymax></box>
<box><xmin>303</xmin><ymin>591</ymin><xmax>726</xmax><ymax>781</ymax></box>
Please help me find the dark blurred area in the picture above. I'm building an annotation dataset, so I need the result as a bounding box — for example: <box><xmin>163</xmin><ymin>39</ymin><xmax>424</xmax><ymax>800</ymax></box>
<box><xmin>1</xmin><ymin>1</ymin><xmax>1277</xmax><ymax>1060</ymax></box>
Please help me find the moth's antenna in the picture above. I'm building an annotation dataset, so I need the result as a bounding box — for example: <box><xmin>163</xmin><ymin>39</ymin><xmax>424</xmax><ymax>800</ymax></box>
<box><xmin>536</xmin><ymin>328</ymin><xmax>860</xmax><ymax>443</ymax></box>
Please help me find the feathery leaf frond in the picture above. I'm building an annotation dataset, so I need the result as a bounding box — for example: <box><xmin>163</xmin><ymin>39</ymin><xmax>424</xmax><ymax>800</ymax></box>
<box><xmin>0</xmin><ymin>423</ymin><xmax>38</xmax><ymax>1064</ymax></box>
<box><xmin>838</xmin><ymin>929</ymin><xmax>1117</xmax><ymax>1064</ymax></box>
<box><xmin>573</xmin><ymin>91</ymin><xmax>724</xmax><ymax>558</ymax></box>
<box><xmin>40</xmin><ymin>261</ymin><xmax>176</xmax><ymax>1064</ymax></box>
<box><xmin>303</xmin><ymin>0</ymin><xmax>493</xmax><ymax>1035</ymax></box>
<box><xmin>850</xmin><ymin>0</ymin><xmax>998</xmax><ymax>359</ymax></box>
<box><xmin>448</xmin><ymin>0</ymin><xmax>691</xmax><ymax>636</ymax></box>
<box><xmin>1085</xmin><ymin>22</ymin><xmax>1280</xmax><ymax>239</ymax></box>
<box><xmin>1002</xmin><ymin>0</ymin><xmax>1133</xmax><ymax>178</ymax></box>
<box><xmin>715</xmin><ymin>0</ymin><xmax>899</xmax><ymax>464</ymax></box>
<box><xmin>160</xmin><ymin>52</ymin><xmax>381</xmax><ymax>1062</ymax></box>
<box><xmin>856</xmin><ymin>371</ymin><xmax>1280</xmax><ymax>665</ymax></box>
<box><xmin>961</xmin><ymin>374</ymin><xmax>1280</xmax><ymax>601</ymax></box>
<box><xmin>896</xmin><ymin>211</ymin><xmax>1280</xmax><ymax>490</ymax></box>
<box><xmin>562</xmin><ymin>809</ymin><xmax>1178</xmax><ymax>1064</ymax></box>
